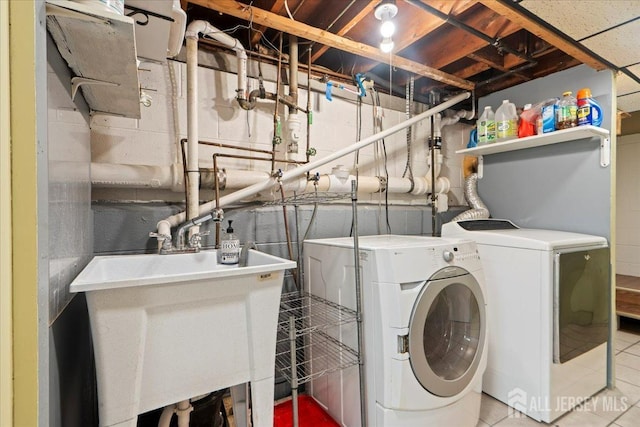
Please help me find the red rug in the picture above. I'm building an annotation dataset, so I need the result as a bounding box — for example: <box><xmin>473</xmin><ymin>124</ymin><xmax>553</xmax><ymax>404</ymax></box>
<box><xmin>274</xmin><ymin>395</ymin><xmax>339</xmax><ymax>427</ymax></box>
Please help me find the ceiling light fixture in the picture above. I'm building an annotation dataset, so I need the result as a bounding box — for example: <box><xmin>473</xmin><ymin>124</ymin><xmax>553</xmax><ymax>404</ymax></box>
<box><xmin>374</xmin><ymin>0</ymin><xmax>398</xmax><ymax>53</ymax></box>
<box><xmin>380</xmin><ymin>37</ymin><xmax>394</xmax><ymax>53</ymax></box>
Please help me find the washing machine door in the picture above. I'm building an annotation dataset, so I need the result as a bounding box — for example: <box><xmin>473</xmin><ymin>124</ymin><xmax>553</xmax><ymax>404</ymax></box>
<box><xmin>407</xmin><ymin>266</ymin><xmax>486</xmax><ymax>398</ymax></box>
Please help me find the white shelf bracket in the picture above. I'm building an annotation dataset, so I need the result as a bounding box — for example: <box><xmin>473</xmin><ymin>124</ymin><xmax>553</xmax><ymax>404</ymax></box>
<box><xmin>600</xmin><ymin>136</ymin><xmax>610</xmax><ymax>167</ymax></box>
<box><xmin>71</xmin><ymin>77</ymin><xmax>118</xmax><ymax>102</ymax></box>
<box><xmin>477</xmin><ymin>155</ymin><xmax>484</xmax><ymax>179</ymax></box>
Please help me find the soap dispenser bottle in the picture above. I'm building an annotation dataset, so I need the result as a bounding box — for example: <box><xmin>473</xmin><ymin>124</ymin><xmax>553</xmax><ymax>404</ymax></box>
<box><xmin>219</xmin><ymin>220</ymin><xmax>240</xmax><ymax>265</ymax></box>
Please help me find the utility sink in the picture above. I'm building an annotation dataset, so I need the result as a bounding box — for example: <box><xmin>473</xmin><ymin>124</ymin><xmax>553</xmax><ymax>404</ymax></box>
<box><xmin>70</xmin><ymin>249</ymin><xmax>295</xmax><ymax>427</ymax></box>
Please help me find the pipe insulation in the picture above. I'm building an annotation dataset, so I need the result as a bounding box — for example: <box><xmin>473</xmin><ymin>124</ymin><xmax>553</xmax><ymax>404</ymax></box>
<box><xmin>450</xmin><ymin>173</ymin><xmax>490</xmax><ymax>222</ymax></box>
<box><xmin>91</xmin><ymin>163</ymin><xmax>449</xmax><ymax>194</ymax></box>
<box><xmin>158</xmin><ymin>92</ymin><xmax>470</xmax><ymax>231</ymax></box>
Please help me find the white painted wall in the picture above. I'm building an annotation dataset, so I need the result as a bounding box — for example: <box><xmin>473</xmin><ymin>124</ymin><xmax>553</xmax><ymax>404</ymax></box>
<box><xmin>616</xmin><ymin>133</ymin><xmax>640</xmax><ymax>276</ymax></box>
<box><xmin>90</xmin><ymin>52</ymin><xmax>472</xmax><ymax>206</ymax></box>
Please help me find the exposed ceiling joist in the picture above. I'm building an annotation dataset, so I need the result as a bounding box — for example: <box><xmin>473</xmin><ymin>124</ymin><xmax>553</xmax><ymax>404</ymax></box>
<box><xmin>309</xmin><ymin>3</ymin><xmax>376</xmax><ymax>63</ymax></box>
<box><xmin>356</xmin><ymin>0</ymin><xmax>479</xmax><ymax>74</ymax></box>
<box><xmin>478</xmin><ymin>0</ymin><xmax>609</xmax><ymax>71</ymax></box>
<box><xmin>249</xmin><ymin>0</ymin><xmax>284</xmax><ymax>46</ymax></box>
<box><xmin>189</xmin><ymin>0</ymin><xmax>475</xmax><ymax>90</ymax></box>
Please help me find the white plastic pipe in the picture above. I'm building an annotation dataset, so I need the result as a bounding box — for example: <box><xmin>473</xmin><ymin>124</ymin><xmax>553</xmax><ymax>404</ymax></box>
<box><xmin>91</xmin><ymin>163</ymin><xmax>178</xmax><ymax>190</ymax></box>
<box><xmin>175</xmin><ymin>400</ymin><xmax>192</xmax><ymax>427</ymax></box>
<box><xmin>185</xmin><ymin>20</ymin><xmax>247</xmax><ymax>99</ymax></box>
<box><xmin>183</xmin><ymin>20</ymin><xmax>249</xmax><ymax>226</ymax></box>
<box><xmin>186</xmin><ymin>36</ymin><xmax>199</xmax><ymax>222</ymax></box>
<box><xmin>158</xmin><ymin>404</ymin><xmax>175</xmax><ymax>427</ymax></box>
<box><xmin>158</xmin><ymin>92</ymin><xmax>469</xmax><ymax>230</ymax></box>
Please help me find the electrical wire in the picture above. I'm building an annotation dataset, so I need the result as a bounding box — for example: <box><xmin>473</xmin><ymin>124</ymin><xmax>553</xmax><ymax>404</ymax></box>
<box><xmin>375</xmin><ymin>89</ymin><xmax>391</xmax><ymax>234</ymax></box>
<box><xmin>284</xmin><ymin>0</ymin><xmax>295</xmax><ymax>20</ymax></box>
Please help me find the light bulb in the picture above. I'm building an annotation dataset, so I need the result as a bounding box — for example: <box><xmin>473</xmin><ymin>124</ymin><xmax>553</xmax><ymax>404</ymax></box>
<box><xmin>380</xmin><ymin>20</ymin><xmax>395</xmax><ymax>37</ymax></box>
<box><xmin>380</xmin><ymin>37</ymin><xmax>394</xmax><ymax>53</ymax></box>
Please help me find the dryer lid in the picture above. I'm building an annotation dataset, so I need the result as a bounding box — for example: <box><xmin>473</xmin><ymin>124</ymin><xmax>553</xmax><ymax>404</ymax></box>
<box><xmin>442</xmin><ymin>220</ymin><xmax>608</xmax><ymax>250</ymax></box>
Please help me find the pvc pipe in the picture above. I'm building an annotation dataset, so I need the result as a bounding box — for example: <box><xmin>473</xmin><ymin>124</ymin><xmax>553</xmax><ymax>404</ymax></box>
<box><xmin>175</xmin><ymin>400</ymin><xmax>192</xmax><ymax>427</ymax></box>
<box><xmin>91</xmin><ymin>163</ymin><xmax>177</xmax><ymax>190</ymax></box>
<box><xmin>186</xmin><ymin>36</ymin><xmax>199</xmax><ymax>222</ymax></box>
<box><xmin>185</xmin><ymin>21</ymin><xmax>247</xmax><ymax>100</ymax></box>
<box><xmin>158</xmin><ymin>404</ymin><xmax>175</xmax><ymax>427</ymax></box>
<box><xmin>158</xmin><ymin>92</ymin><xmax>470</xmax><ymax>229</ymax></box>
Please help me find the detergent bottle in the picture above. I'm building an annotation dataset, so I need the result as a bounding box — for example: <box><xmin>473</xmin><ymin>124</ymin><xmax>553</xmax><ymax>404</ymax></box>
<box><xmin>477</xmin><ymin>106</ymin><xmax>496</xmax><ymax>145</ymax></box>
<box><xmin>577</xmin><ymin>88</ymin><xmax>603</xmax><ymax>127</ymax></box>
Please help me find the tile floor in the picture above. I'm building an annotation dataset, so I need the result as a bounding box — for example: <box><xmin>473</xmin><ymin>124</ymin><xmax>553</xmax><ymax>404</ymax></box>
<box><xmin>477</xmin><ymin>326</ymin><xmax>640</xmax><ymax>427</ymax></box>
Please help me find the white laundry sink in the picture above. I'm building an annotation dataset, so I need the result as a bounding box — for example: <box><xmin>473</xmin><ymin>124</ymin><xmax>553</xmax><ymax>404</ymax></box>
<box><xmin>70</xmin><ymin>249</ymin><xmax>295</xmax><ymax>427</ymax></box>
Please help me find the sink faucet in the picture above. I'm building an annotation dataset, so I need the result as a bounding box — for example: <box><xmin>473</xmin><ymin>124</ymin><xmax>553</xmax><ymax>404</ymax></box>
<box><xmin>150</xmin><ymin>208</ymin><xmax>224</xmax><ymax>254</ymax></box>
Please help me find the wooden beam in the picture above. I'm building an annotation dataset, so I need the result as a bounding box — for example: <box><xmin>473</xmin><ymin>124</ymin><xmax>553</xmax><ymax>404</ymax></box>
<box><xmin>355</xmin><ymin>5</ymin><xmax>520</xmax><ymax>76</ymax></box>
<box><xmin>478</xmin><ymin>0</ymin><xmax>608</xmax><ymax>71</ymax></box>
<box><xmin>467</xmin><ymin>49</ymin><xmax>531</xmax><ymax>81</ymax></box>
<box><xmin>310</xmin><ymin>3</ymin><xmax>376</xmax><ymax>63</ymax></box>
<box><xmin>355</xmin><ymin>0</ymin><xmax>478</xmax><ymax>74</ymax></box>
<box><xmin>249</xmin><ymin>0</ymin><xmax>285</xmax><ymax>46</ymax></box>
<box><xmin>189</xmin><ymin>0</ymin><xmax>474</xmax><ymax>90</ymax></box>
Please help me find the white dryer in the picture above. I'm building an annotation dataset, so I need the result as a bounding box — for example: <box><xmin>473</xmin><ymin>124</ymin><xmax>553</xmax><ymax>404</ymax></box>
<box><xmin>304</xmin><ymin>235</ymin><xmax>487</xmax><ymax>427</ymax></box>
<box><xmin>442</xmin><ymin>219</ymin><xmax>609</xmax><ymax>423</ymax></box>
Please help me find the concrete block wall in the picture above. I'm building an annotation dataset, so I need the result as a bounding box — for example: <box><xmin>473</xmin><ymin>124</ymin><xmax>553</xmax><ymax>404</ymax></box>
<box><xmin>617</xmin><ymin>133</ymin><xmax>640</xmax><ymax>276</ymax></box>
<box><xmin>89</xmin><ymin>50</ymin><xmax>473</xmax><ymax>206</ymax></box>
<box><xmin>47</xmin><ymin>46</ymin><xmax>93</xmax><ymax>323</ymax></box>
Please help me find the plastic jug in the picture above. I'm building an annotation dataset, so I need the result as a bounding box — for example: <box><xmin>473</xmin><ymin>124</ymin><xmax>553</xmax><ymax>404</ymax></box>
<box><xmin>577</xmin><ymin>88</ymin><xmax>603</xmax><ymax>127</ymax></box>
<box><xmin>518</xmin><ymin>103</ymin><xmax>536</xmax><ymax>138</ymax></box>
<box><xmin>495</xmin><ymin>100</ymin><xmax>518</xmax><ymax>142</ymax></box>
<box><xmin>555</xmin><ymin>91</ymin><xmax>578</xmax><ymax>129</ymax></box>
<box><xmin>477</xmin><ymin>106</ymin><xmax>496</xmax><ymax>145</ymax></box>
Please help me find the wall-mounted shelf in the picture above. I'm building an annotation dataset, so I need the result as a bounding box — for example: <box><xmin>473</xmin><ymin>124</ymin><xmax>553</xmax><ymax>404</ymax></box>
<box><xmin>456</xmin><ymin>125</ymin><xmax>611</xmax><ymax>171</ymax></box>
<box><xmin>45</xmin><ymin>0</ymin><xmax>141</xmax><ymax>118</ymax></box>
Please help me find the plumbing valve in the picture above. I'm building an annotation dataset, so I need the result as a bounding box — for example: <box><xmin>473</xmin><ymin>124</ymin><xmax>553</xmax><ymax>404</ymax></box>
<box><xmin>149</xmin><ymin>232</ymin><xmax>173</xmax><ymax>251</ymax></box>
<box><xmin>189</xmin><ymin>230</ymin><xmax>210</xmax><ymax>249</ymax></box>
<box><xmin>212</xmin><ymin>208</ymin><xmax>224</xmax><ymax>222</ymax></box>
<box><xmin>377</xmin><ymin>176</ymin><xmax>388</xmax><ymax>193</ymax></box>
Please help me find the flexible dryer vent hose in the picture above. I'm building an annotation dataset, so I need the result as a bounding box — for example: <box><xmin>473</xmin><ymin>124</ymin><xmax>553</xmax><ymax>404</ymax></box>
<box><xmin>450</xmin><ymin>173</ymin><xmax>490</xmax><ymax>222</ymax></box>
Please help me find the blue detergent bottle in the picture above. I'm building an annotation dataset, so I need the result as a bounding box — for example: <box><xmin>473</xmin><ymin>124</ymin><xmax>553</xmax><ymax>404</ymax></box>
<box><xmin>577</xmin><ymin>88</ymin><xmax>603</xmax><ymax>127</ymax></box>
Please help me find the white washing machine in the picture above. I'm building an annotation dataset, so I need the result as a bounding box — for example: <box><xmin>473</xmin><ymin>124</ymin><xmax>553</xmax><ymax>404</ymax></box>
<box><xmin>304</xmin><ymin>235</ymin><xmax>487</xmax><ymax>426</ymax></box>
<box><xmin>442</xmin><ymin>219</ymin><xmax>609</xmax><ymax>423</ymax></box>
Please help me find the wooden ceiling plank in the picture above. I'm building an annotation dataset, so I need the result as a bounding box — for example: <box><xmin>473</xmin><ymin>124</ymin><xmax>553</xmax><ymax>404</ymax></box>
<box><xmin>477</xmin><ymin>0</ymin><xmax>608</xmax><ymax>71</ymax></box>
<box><xmin>356</xmin><ymin>5</ymin><xmax>521</xmax><ymax>76</ymax></box>
<box><xmin>250</xmin><ymin>0</ymin><xmax>285</xmax><ymax>46</ymax></box>
<box><xmin>310</xmin><ymin>3</ymin><xmax>376</xmax><ymax>63</ymax></box>
<box><xmin>190</xmin><ymin>0</ymin><xmax>474</xmax><ymax>90</ymax></box>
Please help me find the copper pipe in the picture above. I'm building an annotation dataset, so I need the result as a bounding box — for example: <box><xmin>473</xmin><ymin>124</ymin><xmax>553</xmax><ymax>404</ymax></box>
<box><xmin>211</xmin><ymin>153</ymin><xmax>304</xmax><ymax>165</ymax></box>
<box><xmin>213</xmin><ymin>154</ymin><xmax>221</xmax><ymax>248</ymax></box>
<box><xmin>191</xmin><ymin>138</ymin><xmax>274</xmax><ymax>155</ymax></box>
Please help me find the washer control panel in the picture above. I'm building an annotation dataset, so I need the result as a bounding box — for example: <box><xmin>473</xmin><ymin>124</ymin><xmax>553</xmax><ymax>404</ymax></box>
<box><xmin>444</xmin><ymin>242</ymin><xmax>480</xmax><ymax>263</ymax></box>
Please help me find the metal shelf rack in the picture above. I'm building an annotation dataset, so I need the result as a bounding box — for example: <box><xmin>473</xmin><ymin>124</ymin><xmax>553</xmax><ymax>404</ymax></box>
<box><xmin>274</xmin><ymin>181</ymin><xmax>365</xmax><ymax>427</ymax></box>
<box><xmin>275</xmin><ymin>292</ymin><xmax>359</xmax><ymax>386</ymax></box>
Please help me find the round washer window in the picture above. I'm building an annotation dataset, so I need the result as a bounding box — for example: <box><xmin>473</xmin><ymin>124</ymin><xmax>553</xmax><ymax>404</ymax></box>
<box><xmin>408</xmin><ymin>268</ymin><xmax>486</xmax><ymax>398</ymax></box>
<box><xmin>423</xmin><ymin>283</ymin><xmax>481</xmax><ymax>381</ymax></box>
